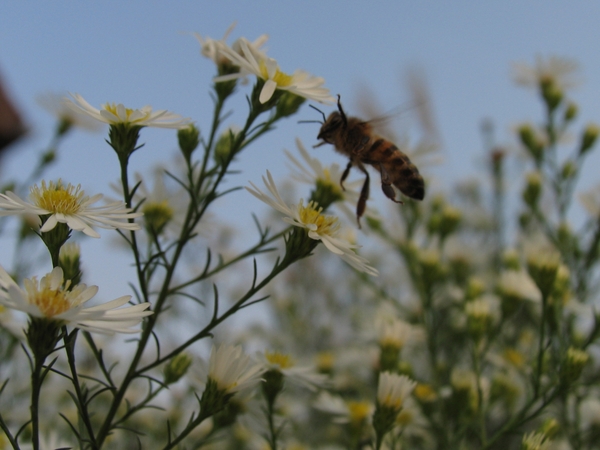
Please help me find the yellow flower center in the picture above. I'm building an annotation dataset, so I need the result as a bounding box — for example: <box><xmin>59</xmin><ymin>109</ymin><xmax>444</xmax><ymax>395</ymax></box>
<box><xmin>27</xmin><ymin>280</ymin><xmax>71</xmax><ymax>318</ymax></box>
<box><xmin>265</xmin><ymin>351</ymin><xmax>294</xmax><ymax>369</ymax></box>
<box><xmin>297</xmin><ymin>201</ymin><xmax>339</xmax><ymax>236</ymax></box>
<box><xmin>259</xmin><ymin>60</ymin><xmax>293</xmax><ymax>87</ymax></box>
<box><xmin>347</xmin><ymin>401</ymin><xmax>371</xmax><ymax>424</ymax></box>
<box><xmin>102</xmin><ymin>103</ymin><xmax>149</xmax><ymax>124</ymax></box>
<box><xmin>142</xmin><ymin>200</ymin><xmax>174</xmax><ymax>232</ymax></box>
<box><xmin>30</xmin><ymin>180</ymin><xmax>85</xmax><ymax>214</ymax></box>
<box><xmin>504</xmin><ymin>348</ymin><xmax>525</xmax><ymax>367</ymax></box>
<box><xmin>414</xmin><ymin>383</ymin><xmax>437</xmax><ymax>402</ymax></box>
<box><xmin>315</xmin><ymin>351</ymin><xmax>335</xmax><ymax>372</ymax></box>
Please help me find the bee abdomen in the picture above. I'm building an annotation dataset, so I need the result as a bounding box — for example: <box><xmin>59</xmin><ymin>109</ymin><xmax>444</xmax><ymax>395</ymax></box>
<box><xmin>388</xmin><ymin>153</ymin><xmax>425</xmax><ymax>201</ymax></box>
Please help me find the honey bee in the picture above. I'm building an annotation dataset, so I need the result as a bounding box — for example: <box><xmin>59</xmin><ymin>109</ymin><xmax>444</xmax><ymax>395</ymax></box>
<box><xmin>312</xmin><ymin>95</ymin><xmax>425</xmax><ymax>226</ymax></box>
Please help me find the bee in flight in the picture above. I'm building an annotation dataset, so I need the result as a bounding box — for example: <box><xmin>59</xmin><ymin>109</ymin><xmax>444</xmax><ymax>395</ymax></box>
<box><xmin>311</xmin><ymin>95</ymin><xmax>425</xmax><ymax>227</ymax></box>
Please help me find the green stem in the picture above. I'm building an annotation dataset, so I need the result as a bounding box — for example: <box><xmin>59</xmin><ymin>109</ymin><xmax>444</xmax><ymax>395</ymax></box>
<box><xmin>64</xmin><ymin>330</ymin><xmax>97</xmax><ymax>449</ymax></box>
<box><xmin>30</xmin><ymin>355</ymin><xmax>44</xmax><ymax>450</ymax></box>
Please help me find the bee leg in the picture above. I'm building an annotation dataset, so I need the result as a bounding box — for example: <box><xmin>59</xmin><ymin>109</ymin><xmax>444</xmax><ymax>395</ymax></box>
<box><xmin>356</xmin><ymin>167</ymin><xmax>370</xmax><ymax>228</ymax></box>
<box><xmin>340</xmin><ymin>160</ymin><xmax>353</xmax><ymax>191</ymax></box>
<box><xmin>380</xmin><ymin>164</ymin><xmax>403</xmax><ymax>204</ymax></box>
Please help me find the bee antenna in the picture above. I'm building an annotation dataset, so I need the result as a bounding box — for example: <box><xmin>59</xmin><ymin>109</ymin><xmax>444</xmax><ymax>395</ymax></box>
<box><xmin>298</xmin><ymin>120</ymin><xmax>324</xmax><ymax>124</ymax></box>
<box><xmin>308</xmin><ymin>104</ymin><xmax>326</xmax><ymax>123</ymax></box>
<box><xmin>336</xmin><ymin>94</ymin><xmax>347</xmax><ymax>127</ymax></box>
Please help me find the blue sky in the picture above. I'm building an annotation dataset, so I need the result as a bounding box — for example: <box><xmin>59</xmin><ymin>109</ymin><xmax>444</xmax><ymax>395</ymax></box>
<box><xmin>2</xmin><ymin>2</ymin><xmax>600</xmax><ymax>299</ymax></box>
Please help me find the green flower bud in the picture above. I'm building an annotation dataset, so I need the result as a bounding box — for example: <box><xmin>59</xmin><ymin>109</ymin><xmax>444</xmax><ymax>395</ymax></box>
<box><xmin>561</xmin><ymin>160</ymin><xmax>577</xmax><ymax>180</ymax></box>
<box><xmin>564</xmin><ymin>102</ymin><xmax>578</xmax><ymax>122</ymax></box>
<box><xmin>539</xmin><ymin>418</ymin><xmax>560</xmax><ymax>440</ymax></box>
<box><xmin>142</xmin><ymin>200</ymin><xmax>174</xmax><ymax>236</ymax></box>
<box><xmin>465</xmin><ymin>277</ymin><xmax>486</xmax><ymax>301</ymax></box>
<box><xmin>540</xmin><ymin>77</ymin><xmax>563</xmax><ymax>112</ymax></box>
<box><xmin>59</xmin><ymin>242</ymin><xmax>82</xmax><ymax>287</ymax></box>
<box><xmin>164</xmin><ymin>353</ymin><xmax>192</xmax><ymax>385</ymax></box>
<box><xmin>560</xmin><ymin>347</ymin><xmax>589</xmax><ymax>385</ymax></box>
<box><xmin>580</xmin><ymin>124</ymin><xmax>599</xmax><ymax>155</ymax></box>
<box><xmin>214</xmin><ymin>127</ymin><xmax>239</xmax><ymax>165</ymax></box>
<box><xmin>439</xmin><ymin>205</ymin><xmax>461</xmax><ymax>240</ymax></box>
<box><xmin>523</xmin><ymin>172</ymin><xmax>542</xmax><ymax>209</ymax></box>
<box><xmin>275</xmin><ymin>91</ymin><xmax>306</xmax><ymax>118</ymax></box>
<box><xmin>178</xmin><ymin>124</ymin><xmax>200</xmax><ymax>160</ymax></box>
<box><xmin>502</xmin><ymin>249</ymin><xmax>521</xmax><ymax>271</ymax></box>
<box><xmin>518</xmin><ymin>124</ymin><xmax>544</xmax><ymax>162</ymax></box>
<box><xmin>262</xmin><ymin>369</ymin><xmax>285</xmax><ymax>406</ymax></box>
<box><xmin>465</xmin><ymin>298</ymin><xmax>494</xmax><ymax>340</ymax></box>
<box><xmin>527</xmin><ymin>249</ymin><xmax>560</xmax><ymax>299</ymax></box>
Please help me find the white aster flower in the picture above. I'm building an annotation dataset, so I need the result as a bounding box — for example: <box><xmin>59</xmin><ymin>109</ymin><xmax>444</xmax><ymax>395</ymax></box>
<box><xmin>245</xmin><ymin>171</ymin><xmax>378</xmax><ymax>276</ymax></box>
<box><xmin>286</xmin><ymin>138</ymin><xmax>377</xmax><ymax>223</ymax></box>
<box><xmin>313</xmin><ymin>391</ymin><xmax>373</xmax><ymax>425</ymax></box>
<box><xmin>0</xmin><ymin>266</ymin><xmax>152</xmax><ymax>334</ymax></box>
<box><xmin>512</xmin><ymin>55</ymin><xmax>580</xmax><ymax>90</ymax></box>
<box><xmin>200</xmin><ymin>344</ymin><xmax>264</xmax><ymax>396</ymax></box>
<box><xmin>521</xmin><ymin>431</ymin><xmax>551</xmax><ymax>450</ymax></box>
<box><xmin>194</xmin><ymin>23</ymin><xmax>268</xmax><ymax>77</ymax></box>
<box><xmin>214</xmin><ymin>38</ymin><xmax>334</xmax><ymax>104</ymax></box>
<box><xmin>376</xmin><ymin>316</ymin><xmax>413</xmax><ymax>350</ymax></box>
<box><xmin>497</xmin><ymin>270</ymin><xmax>542</xmax><ymax>303</ymax></box>
<box><xmin>37</xmin><ymin>91</ymin><xmax>103</xmax><ymax>132</ymax></box>
<box><xmin>0</xmin><ymin>180</ymin><xmax>142</xmax><ymax>238</ymax></box>
<box><xmin>63</xmin><ymin>93</ymin><xmax>191</xmax><ymax>129</ymax></box>
<box><xmin>257</xmin><ymin>350</ymin><xmax>328</xmax><ymax>391</ymax></box>
<box><xmin>377</xmin><ymin>372</ymin><xmax>416</xmax><ymax>411</ymax></box>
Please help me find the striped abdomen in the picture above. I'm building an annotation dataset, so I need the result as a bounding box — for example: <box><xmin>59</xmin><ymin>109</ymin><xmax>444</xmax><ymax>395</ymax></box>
<box><xmin>363</xmin><ymin>138</ymin><xmax>425</xmax><ymax>200</ymax></box>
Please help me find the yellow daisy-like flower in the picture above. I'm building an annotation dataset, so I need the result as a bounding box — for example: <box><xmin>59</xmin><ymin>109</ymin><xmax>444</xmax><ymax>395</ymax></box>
<box><xmin>64</xmin><ymin>93</ymin><xmax>191</xmax><ymax>129</ymax></box>
<box><xmin>0</xmin><ymin>180</ymin><xmax>142</xmax><ymax>238</ymax></box>
<box><xmin>245</xmin><ymin>171</ymin><xmax>378</xmax><ymax>276</ymax></box>
<box><xmin>0</xmin><ymin>266</ymin><xmax>152</xmax><ymax>334</ymax></box>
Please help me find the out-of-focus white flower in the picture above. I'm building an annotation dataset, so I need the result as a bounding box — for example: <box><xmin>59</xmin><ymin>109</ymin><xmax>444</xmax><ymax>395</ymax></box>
<box><xmin>198</xmin><ymin>344</ymin><xmax>264</xmax><ymax>396</ymax></box>
<box><xmin>257</xmin><ymin>350</ymin><xmax>328</xmax><ymax>391</ymax></box>
<box><xmin>512</xmin><ymin>55</ymin><xmax>580</xmax><ymax>90</ymax></box>
<box><xmin>0</xmin><ymin>180</ymin><xmax>142</xmax><ymax>238</ymax></box>
<box><xmin>37</xmin><ymin>92</ymin><xmax>104</xmax><ymax>132</ymax></box>
<box><xmin>313</xmin><ymin>391</ymin><xmax>373</xmax><ymax>425</ymax></box>
<box><xmin>64</xmin><ymin>93</ymin><xmax>191</xmax><ymax>129</ymax></box>
<box><xmin>194</xmin><ymin>23</ymin><xmax>268</xmax><ymax>79</ymax></box>
<box><xmin>246</xmin><ymin>171</ymin><xmax>378</xmax><ymax>276</ymax></box>
<box><xmin>521</xmin><ymin>431</ymin><xmax>551</xmax><ymax>450</ymax></box>
<box><xmin>0</xmin><ymin>266</ymin><xmax>152</xmax><ymax>334</ymax></box>
<box><xmin>377</xmin><ymin>372</ymin><xmax>416</xmax><ymax>411</ymax></box>
<box><xmin>497</xmin><ymin>270</ymin><xmax>542</xmax><ymax>303</ymax></box>
<box><xmin>214</xmin><ymin>37</ymin><xmax>334</xmax><ymax>104</ymax></box>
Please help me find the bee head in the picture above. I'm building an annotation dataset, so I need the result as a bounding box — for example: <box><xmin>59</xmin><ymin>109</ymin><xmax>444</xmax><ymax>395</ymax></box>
<box><xmin>317</xmin><ymin>111</ymin><xmax>344</xmax><ymax>143</ymax></box>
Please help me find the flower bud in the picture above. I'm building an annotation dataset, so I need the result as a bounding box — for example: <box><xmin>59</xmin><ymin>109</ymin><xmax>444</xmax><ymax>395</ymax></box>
<box><xmin>178</xmin><ymin>124</ymin><xmax>200</xmax><ymax>161</ymax></box>
<box><xmin>518</xmin><ymin>124</ymin><xmax>543</xmax><ymax>162</ymax></box>
<box><xmin>59</xmin><ymin>242</ymin><xmax>82</xmax><ymax>287</ymax></box>
<box><xmin>540</xmin><ymin>77</ymin><xmax>563</xmax><ymax>112</ymax></box>
<box><xmin>163</xmin><ymin>353</ymin><xmax>192</xmax><ymax>385</ymax></box>
<box><xmin>560</xmin><ymin>347</ymin><xmax>589</xmax><ymax>385</ymax></box>
<box><xmin>564</xmin><ymin>102</ymin><xmax>578</xmax><ymax>122</ymax></box>
<box><xmin>561</xmin><ymin>160</ymin><xmax>577</xmax><ymax>180</ymax></box>
<box><xmin>465</xmin><ymin>277</ymin><xmax>486</xmax><ymax>301</ymax></box>
<box><xmin>527</xmin><ymin>249</ymin><xmax>560</xmax><ymax>299</ymax></box>
<box><xmin>275</xmin><ymin>91</ymin><xmax>306</xmax><ymax>118</ymax></box>
<box><xmin>502</xmin><ymin>249</ymin><xmax>521</xmax><ymax>271</ymax></box>
<box><xmin>522</xmin><ymin>172</ymin><xmax>542</xmax><ymax>209</ymax></box>
<box><xmin>439</xmin><ymin>206</ymin><xmax>461</xmax><ymax>240</ymax></box>
<box><xmin>580</xmin><ymin>124</ymin><xmax>600</xmax><ymax>155</ymax></box>
<box><xmin>142</xmin><ymin>200</ymin><xmax>174</xmax><ymax>236</ymax></box>
<box><xmin>214</xmin><ymin>127</ymin><xmax>239</xmax><ymax>165</ymax></box>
